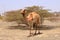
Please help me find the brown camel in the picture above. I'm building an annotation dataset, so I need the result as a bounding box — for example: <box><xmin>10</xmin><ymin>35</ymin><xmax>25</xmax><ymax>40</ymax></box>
<box><xmin>21</xmin><ymin>9</ymin><xmax>41</xmax><ymax>36</ymax></box>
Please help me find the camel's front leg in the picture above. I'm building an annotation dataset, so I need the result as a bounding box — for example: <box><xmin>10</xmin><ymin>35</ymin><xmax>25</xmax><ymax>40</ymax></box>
<box><xmin>28</xmin><ymin>22</ymin><xmax>33</xmax><ymax>36</ymax></box>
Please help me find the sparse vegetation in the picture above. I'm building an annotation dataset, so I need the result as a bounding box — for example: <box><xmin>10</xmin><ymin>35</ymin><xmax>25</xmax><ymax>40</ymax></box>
<box><xmin>0</xmin><ymin>15</ymin><xmax>2</xmax><ymax>19</ymax></box>
<box><xmin>3</xmin><ymin>6</ymin><xmax>60</xmax><ymax>25</ymax></box>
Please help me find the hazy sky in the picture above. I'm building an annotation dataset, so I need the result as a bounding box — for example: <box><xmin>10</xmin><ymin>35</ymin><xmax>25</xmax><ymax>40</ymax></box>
<box><xmin>0</xmin><ymin>0</ymin><xmax>60</xmax><ymax>14</ymax></box>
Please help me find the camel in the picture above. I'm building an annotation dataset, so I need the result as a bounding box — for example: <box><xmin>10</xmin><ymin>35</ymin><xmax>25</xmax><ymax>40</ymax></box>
<box><xmin>21</xmin><ymin>9</ymin><xmax>41</xmax><ymax>36</ymax></box>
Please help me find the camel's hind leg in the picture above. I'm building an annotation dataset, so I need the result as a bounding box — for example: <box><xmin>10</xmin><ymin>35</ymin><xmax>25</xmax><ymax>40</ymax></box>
<box><xmin>33</xmin><ymin>23</ymin><xmax>37</xmax><ymax>35</ymax></box>
<box><xmin>34</xmin><ymin>23</ymin><xmax>41</xmax><ymax>35</ymax></box>
<box><xmin>37</xmin><ymin>25</ymin><xmax>41</xmax><ymax>34</ymax></box>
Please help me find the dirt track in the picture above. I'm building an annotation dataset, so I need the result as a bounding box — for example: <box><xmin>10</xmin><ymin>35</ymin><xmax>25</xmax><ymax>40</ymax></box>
<box><xmin>0</xmin><ymin>20</ymin><xmax>60</xmax><ymax>40</ymax></box>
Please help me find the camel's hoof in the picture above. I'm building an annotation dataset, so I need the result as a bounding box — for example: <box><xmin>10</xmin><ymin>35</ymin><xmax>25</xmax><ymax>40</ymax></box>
<box><xmin>27</xmin><ymin>34</ymin><xmax>32</xmax><ymax>37</ymax></box>
<box><xmin>38</xmin><ymin>32</ymin><xmax>42</xmax><ymax>34</ymax></box>
<box><xmin>38</xmin><ymin>32</ymin><xmax>40</xmax><ymax>34</ymax></box>
<box><xmin>27</xmin><ymin>33</ymin><xmax>33</xmax><ymax>37</ymax></box>
<box><xmin>34</xmin><ymin>33</ymin><xmax>37</xmax><ymax>35</ymax></box>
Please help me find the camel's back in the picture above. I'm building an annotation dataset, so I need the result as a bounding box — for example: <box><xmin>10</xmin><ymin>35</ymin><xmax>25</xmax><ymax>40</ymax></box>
<box><xmin>30</xmin><ymin>12</ymin><xmax>40</xmax><ymax>19</ymax></box>
<box><xmin>30</xmin><ymin>12</ymin><xmax>40</xmax><ymax>22</ymax></box>
<box><xmin>26</xmin><ymin>12</ymin><xmax>40</xmax><ymax>22</ymax></box>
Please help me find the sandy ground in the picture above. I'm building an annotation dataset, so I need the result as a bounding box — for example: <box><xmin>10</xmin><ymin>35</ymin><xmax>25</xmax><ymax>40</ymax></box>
<box><xmin>0</xmin><ymin>20</ymin><xmax>60</xmax><ymax>40</ymax></box>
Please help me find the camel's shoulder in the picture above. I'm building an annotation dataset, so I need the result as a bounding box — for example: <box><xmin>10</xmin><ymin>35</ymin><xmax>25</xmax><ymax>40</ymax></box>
<box><xmin>28</xmin><ymin>12</ymin><xmax>40</xmax><ymax>17</ymax></box>
<box><xmin>31</xmin><ymin>12</ymin><xmax>37</xmax><ymax>14</ymax></box>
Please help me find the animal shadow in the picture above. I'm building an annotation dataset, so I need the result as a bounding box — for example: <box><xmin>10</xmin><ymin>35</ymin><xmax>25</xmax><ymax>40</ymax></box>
<box><xmin>7</xmin><ymin>24</ymin><xmax>56</xmax><ymax>30</ymax></box>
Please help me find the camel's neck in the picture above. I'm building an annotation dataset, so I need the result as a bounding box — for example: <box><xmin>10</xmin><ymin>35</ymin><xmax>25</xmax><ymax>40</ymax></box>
<box><xmin>21</xmin><ymin>13</ymin><xmax>25</xmax><ymax>18</ymax></box>
<box><xmin>22</xmin><ymin>14</ymin><xmax>29</xmax><ymax>26</ymax></box>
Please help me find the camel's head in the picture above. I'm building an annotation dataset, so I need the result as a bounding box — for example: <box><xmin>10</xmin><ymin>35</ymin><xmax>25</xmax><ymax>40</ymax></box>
<box><xmin>20</xmin><ymin>9</ymin><xmax>27</xmax><ymax>17</ymax></box>
<box><xmin>20</xmin><ymin>9</ymin><xmax>26</xmax><ymax>14</ymax></box>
